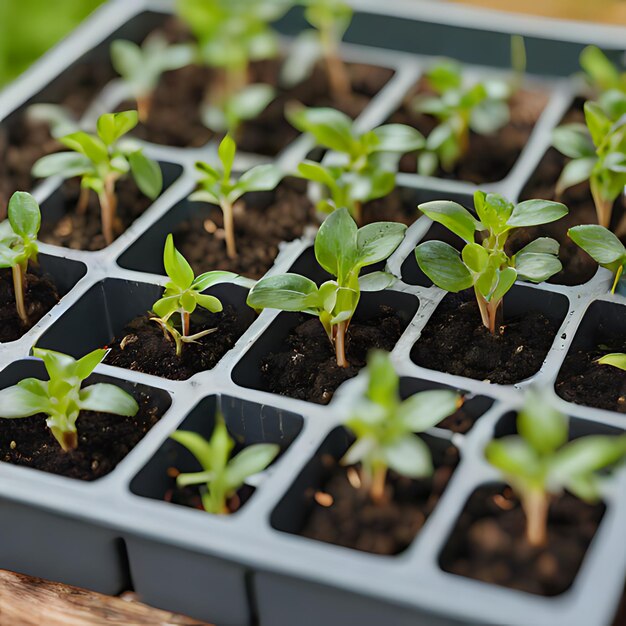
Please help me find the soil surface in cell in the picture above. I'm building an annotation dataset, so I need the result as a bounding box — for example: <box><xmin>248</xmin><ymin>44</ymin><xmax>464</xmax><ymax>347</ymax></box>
<box><xmin>0</xmin><ymin>389</ymin><xmax>163</xmax><ymax>480</ymax></box>
<box><xmin>123</xmin><ymin>21</ymin><xmax>393</xmax><ymax>152</ymax></box>
<box><xmin>517</xmin><ymin>98</ymin><xmax>624</xmax><ymax>286</ymax></box>
<box><xmin>0</xmin><ymin>269</ymin><xmax>59</xmax><ymax>343</ymax></box>
<box><xmin>391</xmin><ymin>83</ymin><xmax>547</xmax><ymax>183</ymax></box>
<box><xmin>556</xmin><ymin>340</ymin><xmax>626</xmax><ymax>413</ymax></box>
<box><xmin>39</xmin><ymin>177</ymin><xmax>155</xmax><ymax>251</ymax></box>
<box><xmin>361</xmin><ymin>188</ymin><xmax>420</xmax><ymax>226</ymax></box>
<box><xmin>0</xmin><ymin>60</ymin><xmax>116</xmax><ymax>214</ymax></box>
<box><xmin>300</xmin><ymin>443</ymin><xmax>459</xmax><ymax>555</ymax></box>
<box><xmin>176</xmin><ymin>179</ymin><xmax>313</xmax><ymax>279</ymax></box>
<box><xmin>411</xmin><ymin>292</ymin><xmax>558</xmax><ymax>384</ymax></box>
<box><xmin>106</xmin><ymin>305</ymin><xmax>252</xmax><ymax>380</ymax></box>
<box><xmin>261</xmin><ymin>305</ymin><xmax>407</xmax><ymax>404</ymax></box>
<box><xmin>163</xmin><ymin>480</ymin><xmax>254</xmax><ymax>514</ymax></box>
<box><xmin>440</xmin><ymin>485</ymin><xmax>604</xmax><ymax>596</ymax></box>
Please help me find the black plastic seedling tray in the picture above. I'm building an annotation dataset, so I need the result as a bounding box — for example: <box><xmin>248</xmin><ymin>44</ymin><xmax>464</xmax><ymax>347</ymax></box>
<box><xmin>0</xmin><ymin>1</ymin><xmax>625</xmax><ymax>625</ymax></box>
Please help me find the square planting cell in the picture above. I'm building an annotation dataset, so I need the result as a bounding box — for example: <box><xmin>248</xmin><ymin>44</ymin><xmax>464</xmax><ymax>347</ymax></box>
<box><xmin>127</xmin><ymin>394</ymin><xmax>303</xmax><ymax>626</ymax></box>
<box><xmin>35</xmin><ymin>278</ymin><xmax>256</xmax><ymax>380</ymax></box>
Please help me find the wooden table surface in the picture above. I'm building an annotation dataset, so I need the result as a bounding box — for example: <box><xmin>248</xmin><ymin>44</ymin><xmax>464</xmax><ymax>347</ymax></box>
<box><xmin>0</xmin><ymin>570</ymin><xmax>211</xmax><ymax>626</ymax></box>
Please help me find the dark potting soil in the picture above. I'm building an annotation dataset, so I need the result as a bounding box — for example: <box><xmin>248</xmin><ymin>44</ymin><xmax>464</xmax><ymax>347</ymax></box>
<box><xmin>0</xmin><ymin>61</ymin><xmax>116</xmax><ymax>214</ymax></box>
<box><xmin>436</xmin><ymin>403</ymin><xmax>479</xmax><ymax>434</ymax></box>
<box><xmin>361</xmin><ymin>187</ymin><xmax>419</xmax><ymax>226</ymax></box>
<box><xmin>106</xmin><ymin>305</ymin><xmax>252</xmax><ymax>380</ymax></box>
<box><xmin>261</xmin><ymin>305</ymin><xmax>406</xmax><ymax>404</ymax></box>
<box><xmin>440</xmin><ymin>485</ymin><xmax>605</xmax><ymax>596</ymax></box>
<box><xmin>0</xmin><ymin>390</ymin><xmax>163</xmax><ymax>480</ymax></box>
<box><xmin>517</xmin><ymin>98</ymin><xmax>624</xmax><ymax>286</ymax></box>
<box><xmin>300</xmin><ymin>443</ymin><xmax>459</xmax><ymax>555</ymax></box>
<box><xmin>0</xmin><ymin>269</ymin><xmax>59</xmax><ymax>343</ymax></box>
<box><xmin>39</xmin><ymin>177</ymin><xmax>154</xmax><ymax>250</ymax></box>
<box><xmin>390</xmin><ymin>85</ymin><xmax>548</xmax><ymax>183</ymax></box>
<box><xmin>176</xmin><ymin>179</ymin><xmax>313</xmax><ymax>279</ymax></box>
<box><xmin>411</xmin><ymin>292</ymin><xmax>557</xmax><ymax>384</ymax></box>
<box><xmin>123</xmin><ymin>55</ymin><xmax>393</xmax><ymax>153</ymax></box>
<box><xmin>556</xmin><ymin>341</ymin><xmax>626</xmax><ymax>414</ymax></box>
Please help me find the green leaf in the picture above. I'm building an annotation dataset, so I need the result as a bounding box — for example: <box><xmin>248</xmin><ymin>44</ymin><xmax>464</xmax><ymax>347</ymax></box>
<box><xmin>584</xmin><ymin>101</ymin><xmax>612</xmax><ymax>147</ymax></box>
<box><xmin>228</xmin><ymin>83</ymin><xmax>275</xmax><ymax>124</ymax></box>
<box><xmin>515</xmin><ymin>252</ymin><xmax>562</xmax><ymax>283</ymax></box>
<box><xmin>129</xmin><ymin>151</ymin><xmax>163</xmax><ymax>200</ymax></box>
<box><xmin>171</xmin><ymin>429</ymin><xmax>215</xmax><ymax>472</ymax></box>
<box><xmin>110</xmin><ymin>39</ymin><xmax>143</xmax><ymax>79</ymax></box>
<box><xmin>218</xmin><ymin>134</ymin><xmax>237</xmax><ymax>179</ymax></box>
<box><xmin>370</xmin><ymin>124</ymin><xmax>424</xmax><ymax>153</ymax></box>
<box><xmin>32</xmin><ymin>348</ymin><xmax>76</xmax><ymax>378</ymax></box>
<box><xmin>507</xmin><ymin>199</ymin><xmax>568</xmax><ymax>228</ymax></box>
<box><xmin>418</xmin><ymin>200</ymin><xmax>478</xmax><ymax>243</ymax></box>
<box><xmin>568</xmin><ymin>224</ymin><xmax>626</xmax><ymax>266</ymax></box>
<box><xmin>163</xmin><ymin>234</ymin><xmax>194</xmax><ymax>289</ymax></box>
<box><xmin>598</xmin><ymin>353</ymin><xmax>626</xmax><ymax>371</ymax></box>
<box><xmin>234</xmin><ymin>164</ymin><xmax>282</xmax><ymax>198</ymax></box>
<box><xmin>518</xmin><ymin>393</ymin><xmax>568</xmax><ymax>454</ymax></box>
<box><xmin>551</xmin><ymin>124</ymin><xmax>595</xmax><ymax>158</ymax></box>
<box><xmin>152</xmin><ymin>294</ymin><xmax>180</xmax><ymax>318</ymax></box>
<box><xmin>580</xmin><ymin>46</ymin><xmax>622</xmax><ymax>92</ymax></box>
<box><xmin>315</xmin><ymin>208</ymin><xmax>358</xmax><ymax>281</ymax></box>
<box><xmin>8</xmin><ymin>192</ymin><xmax>40</xmax><ymax>239</ymax></box>
<box><xmin>225</xmin><ymin>443</ymin><xmax>279</xmax><ymax>490</ymax></box>
<box><xmin>246</xmin><ymin>274</ymin><xmax>320</xmax><ymax>313</ymax></box>
<box><xmin>60</xmin><ymin>131</ymin><xmax>108</xmax><ymax>164</ymax></box>
<box><xmin>398</xmin><ymin>390</ymin><xmax>461</xmax><ymax>431</ymax></box>
<box><xmin>516</xmin><ymin>237</ymin><xmax>560</xmax><ymax>257</ymax></box>
<box><xmin>365</xmin><ymin>350</ymin><xmax>398</xmax><ymax>408</ymax></box>
<box><xmin>209</xmin><ymin>416</ymin><xmax>234</xmax><ymax>473</ymax></box>
<box><xmin>469</xmin><ymin>99</ymin><xmax>509</xmax><ymax>134</ymax></box>
<box><xmin>296</xmin><ymin>161</ymin><xmax>338</xmax><ymax>188</ymax></box>
<box><xmin>358</xmin><ymin>271</ymin><xmax>396</xmax><ymax>292</ymax></box>
<box><xmin>192</xmin><ymin>271</ymin><xmax>238</xmax><ymax>292</ymax></box>
<box><xmin>414</xmin><ymin>241</ymin><xmax>473</xmax><ymax>292</ymax></box>
<box><xmin>489</xmin><ymin>266</ymin><xmax>517</xmax><ymax>301</ymax></box>
<box><xmin>195</xmin><ymin>293</ymin><xmax>223</xmax><ymax>313</ymax></box>
<box><xmin>462</xmin><ymin>242</ymin><xmax>488</xmax><ymax>273</ymax></box>
<box><xmin>286</xmin><ymin>104</ymin><xmax>355</xmax><ymax>154</ymax></box>
<box><xmin>356</xmin><ymin>221</ymin><xmax>406</xmax><ymax>268</ymax></box>
<box><xmin>383</xmin><ymin>434</ymin><xmax>433</xmax><ymax>478</ymax></box>
<box><xmin>485</xmin><ymin>437</ymin><xmax>540</xmax><ymax>478</ymax></box>
<box><xmin>426</xmin><ymin>60</ymin><xmax>462</xmax><ymax>92</ymax></box>
<box><xmin>31</xmin><ymin>152</ymin><xmax>94</xmax><ymax>179</ymax></box>
<box><xmin>0</xmin><ymin>382</ymin><xmax>50</xmax><ymax>418</ymax></box>
<box><xmin>79</xmin><ymin>383</ymin><xmax>139</xmax><ymax>416</ymax></box>
<box><xmin>555</xmin><ymin>157</ymin><xmax>596</xmax><ymax>195</ymax></box>
<box><xmin>74</xmin><ymin>348</ymin><xmax>107</xmax><ymax>380</ymax></box>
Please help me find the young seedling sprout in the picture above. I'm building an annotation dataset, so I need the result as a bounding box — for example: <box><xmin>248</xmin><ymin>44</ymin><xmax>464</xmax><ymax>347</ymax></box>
<box><xmin>412</xmin><ymin>59</ymin><xmax>512</xmax><ymax>175</ymax></box>
<box><xmin>341</xmin><ymin>350</ymin><xmax>462</xmax><ymax>503</ymax></box>
<box><xmin>579</xmin><ymin>45</ymin><xmax>626</xmax><ymax>120</ymax></box>
<box><xmin>176</xmin><ymin>0</ymin><xmax>289</xmax><ymax>134</ymax></box>
<box><xmin>486</xmin><ymin>392</ymin><xmax>626</xmax><ymax>547</ymax></box>
<box><xmin>288</xmin><ymin>104</ymin><xmax>424</xmax><ymax>223</ymax></box>
<box><xmin>170</xmin><ymin>413</ymin><xmax>279</xmax><ymax>514</ymax></box>
<box><xmin>247</xmin><ymin>207</ymin><xmax>406</xmax><ymax>367</ymax></box>
<box><xmin>0</xmin><ymin>347</ymin><xmax>138</xmax><ymax>452</ymax></box>
<box><xmin>32</xmin><ymin>110</ymin><xmax>163</xmax><ymax>245</ymax></box>
<box><xmin>0</xmin><ymin>192</ymin><xmax>41</xmax><ymax>325</ymax></box>
<box><xmin>551</xmin><ymin>101</ymin><xmax>626</xmax><ymax>229</ymax></box>
<box><xmin>150</xmin><ymin>234</ymin><xmax>240</xmax><ymax>357</ymax></box>
<box><xmin>414</xmin><ymin>191</ymin><xmax>568</xmax><ymax>334</ymax></box>
<box><xmin>568</xmin><ymin>224</ymin><xmax>626</xmax><ymax>293</ymax></box>
<box><xmin>110</xmin><ymin>34</ymin><xmax>194</xmax><ymax>122</ymax></box>
<box><xmin>282</xmin><ymin>0</ymin><xmax>353</xmax><ymax>98</ymax></box>
<box><xmin>190</xmin><ymin>134</ymin><xmax>283</xmax><ymax>258</ymax></box>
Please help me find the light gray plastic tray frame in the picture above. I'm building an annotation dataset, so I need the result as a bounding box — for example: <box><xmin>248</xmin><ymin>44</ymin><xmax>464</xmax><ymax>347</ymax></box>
<box><xmin>0</xmin><ymin>1</ymin><xmax>624</xmax><ymax>625</ymax></box>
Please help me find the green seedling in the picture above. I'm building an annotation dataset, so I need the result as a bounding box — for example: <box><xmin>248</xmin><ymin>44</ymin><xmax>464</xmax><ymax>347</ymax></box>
<box><xmin>110</xmin><ymin>34</ymin><xmax>194</xmax><ymax>122</ymax></box>
<box><xmin>171</xmin><ymin>413</ymin><xmax>279</xmax><ymax>514</ymax></box>
<box><xmin>247</xmin><ymin>207</ymin><xmax>406</xmax><ymax>367</ymax></box>
<box><xmin>288</xmin><ymin>104</ymin><xmax>424</xmax><ymax>223</ymax></box>
<box><xmin>0</xmin><ymin>192</ymin><xmax>41</xmax><ymax>325</ymax></box>
<box><xmin>413</xmin><ymin>59</ymin><xmax>512</xmax><ymax>175</ymax></box>
<box><xmin>0</xmin><ymin>347</ymin><xmax>138</xmax><ymax>452</ymax></box>
<box><xmin>150</xmin><ymin>234</ymin><xmax>239</xmax><ymax>357</ymax></box>
<box><xmin>282</xmin><ymin>0</ymin><xmax>353</xmax><ymax>97</ymax></box>
<box><xmin>32</xmin><ymin>110</ymin><xmax>163</xmax><ymax>246</ymax></box>
<box><xmin>568</xmin><ymin>224</ymin><xmax>626</xmax><ymax>293</ymax></box>
<box><xmin>342</xmin><ymin>350</ymin><xmax>462</xmax><ymax>503</ymax></box>
<box><xmin>176</xmin><ymin>0</ymin><xmax>290</xmax><ymax>134</ymax></box>
<box><xmin>190</xmin><ymin>134</ymin><xmax>283</xmax><ymax>258</ymax></box>
<box><xmin>580</xmin><ymin>45</ymin><xmax>626</xmax><ymax>120</ymax></box>
<box><xmin>552</xmin><ymin>100</ymin><xmax>626</xmax><ymax>229</ymax></box>
<box><xmin>486</xmin><ymin>391</ymin><xmax>626</xmax><ymax>547</ymax></box>
<box><xmin>414</xmin><ymin>191</ymin><xmax>567</xmax><ymax>334</ymax></box>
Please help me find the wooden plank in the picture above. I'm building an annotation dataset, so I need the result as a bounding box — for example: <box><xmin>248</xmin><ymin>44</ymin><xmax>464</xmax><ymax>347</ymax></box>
<box><xmin>0</xmin><ymin>570</ymin><xmax>212</xmax><ymax>626</ymax></box>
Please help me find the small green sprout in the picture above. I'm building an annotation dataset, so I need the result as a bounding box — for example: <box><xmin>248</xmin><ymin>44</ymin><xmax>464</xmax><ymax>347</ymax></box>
<box><xmin>597</xmin><ymin>353</ymin><xmax>626</xmax><ymax>371</ymax></box>
<box><xmin>247</xmin><ymin>207</ymin><xmax>406</xmax><ymax>367</ymax></box>
<box><xmin>110</xmin><ymin>34</ymin><xmax>194</xmax><ymax>122</ymax></box>
<box><xmin>288</xmin><ymin>105</ymin><xmax>424</xmax><ymax>223</ymax></box>
<box><xmin>342</xmin><ymin>350</ymin><xmax>462</xmax><ymax>503</ymax></box>
<box><xmin>414</xmin><ymin>191</ymin><xmax>567</xmax><ymax>334</ymax></box>
<box><xmin>176</xmin><ymin>0</ymin><xmax>290</xmax><ymax>134</ymax></box>
<box><xmin>413</xmin><ymin>60</ymin><xmax>512</xmax><ymax>175</ymax></box>
<box><xmin>282</xmin><ymin>0</ymin><xmax>353</xmax><ymax>97</ymax></box>
<box><xmin>171</xmin><ymin>413</ymin><xmax>279</xmax><ymax>514</ymax></box>
<box><xmin>150</xmin><ymin>234</ymin><xmax>239</xmax><ymax>357</ymax></box>
<box><xmin>0</xmin><ymin>347</ymin><xmax>138</xmax><ymax>452</ymax></box>
<box><xmin>190</xmin><ymin>134</ymin><xmax>283</xmax><ymax>258</ymax></box>
<box><xmin>580</xmin><ymin>45</ymin><xmax>626</xmax><ymax>120</ymax></box>
<box><xmin>568</xmin><ymin>224</ymin><xmax>626</xmax><ymax>293</ymax></box>
<box><xmin>486</xmin><ymin>392</ymin><xmax>626</xmax><ymax>547</ymax></box>
<box><xmin>32</xmin><ymin>110</ymin><xmax>163</xmax><ymax>246</ymax></box>
<box><xmin>0</xmin><ymin>192</ymin><xmax>41</xmax><ymax>325</ymax></box>
<box><xmin>551</xmin><ymin>101</ymin><xmax>626</xmax><ymax>229</ymax></box>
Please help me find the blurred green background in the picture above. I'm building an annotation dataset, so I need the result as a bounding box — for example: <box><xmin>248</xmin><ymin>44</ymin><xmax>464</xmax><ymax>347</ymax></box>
<box><xmin>0</xmin><ymin>0</ymin><xmax>104</xmax><ymax>88</ymax></box>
